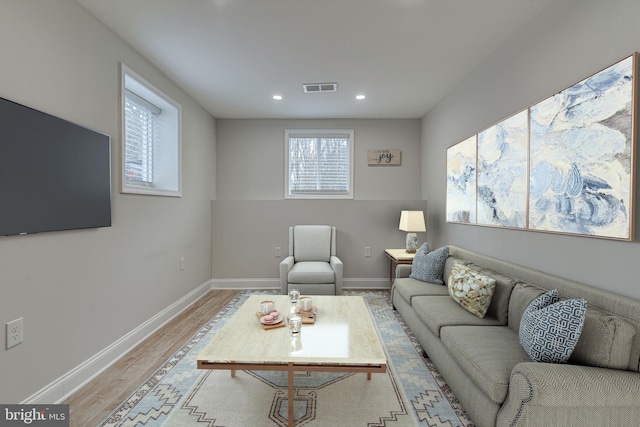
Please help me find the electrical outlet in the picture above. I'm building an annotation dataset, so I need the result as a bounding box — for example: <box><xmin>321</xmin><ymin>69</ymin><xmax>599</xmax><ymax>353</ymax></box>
<box><xmin>274</xmin><ymin>247</ymin><xmax>281</xmax><ymax>257</ymax></box>
<box><xmin>6</xmin><ymin>318</ymin><xmax>23</xmax><ymax>349</ymax></box>
<box><xmin>364</xmin><ymin>247</ymin><xmax>372</xmax><ymax>257</ymax></box>
<box><xmin>180</xmin><ymin>257</ymin><xmax>185</xmax><ymax>271</ymax></box>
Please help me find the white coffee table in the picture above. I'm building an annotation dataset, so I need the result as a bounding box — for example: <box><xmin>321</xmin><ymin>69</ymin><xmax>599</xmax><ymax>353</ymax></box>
<box><xmin>197</xmin><ymin>294</ymin><xmax>387</xmax><ymax>427</ymax></box>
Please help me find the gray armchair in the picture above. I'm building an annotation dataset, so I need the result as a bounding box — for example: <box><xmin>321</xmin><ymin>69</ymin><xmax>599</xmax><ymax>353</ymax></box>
<box><xmin>279</xmin><ymin>225</ymin><xmax>343</xmax><ymax>295</ymax></box>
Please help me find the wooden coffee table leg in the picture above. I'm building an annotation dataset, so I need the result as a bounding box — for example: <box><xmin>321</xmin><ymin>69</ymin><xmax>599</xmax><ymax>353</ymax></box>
<box><xmin>288</xmin><ymin>363</ymin><xmax>294</xmax><ymax>427</ymax></box>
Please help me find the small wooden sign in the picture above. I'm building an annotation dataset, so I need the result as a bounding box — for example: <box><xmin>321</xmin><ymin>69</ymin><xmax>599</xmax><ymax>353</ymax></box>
<box><xmin>367</xmin><ymin>149</ymin><xmax>401</xmax><ymax>166</ymax></box>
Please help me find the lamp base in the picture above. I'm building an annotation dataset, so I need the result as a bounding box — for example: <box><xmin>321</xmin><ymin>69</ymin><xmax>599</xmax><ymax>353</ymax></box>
<box><xmin>405</xmin><ymin>232</ymin><xmax>419</xmax><ymax>253</ymax></box>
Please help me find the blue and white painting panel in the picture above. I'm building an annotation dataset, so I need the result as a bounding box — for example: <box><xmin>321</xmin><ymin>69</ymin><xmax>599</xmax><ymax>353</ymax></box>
<box><xmin>446</xmin><ymin>136</ymin><xmax>477</xmax><ymax>223</ymax></box>
<box><xmin>477</xmin><ymin>110</ymin><xmax>529</xmax><ymax>228</ymax></box>
<box><xmin>529</xmin><ymin>55</ymin><xmax>635</xmax><ymax>240</ymax></box>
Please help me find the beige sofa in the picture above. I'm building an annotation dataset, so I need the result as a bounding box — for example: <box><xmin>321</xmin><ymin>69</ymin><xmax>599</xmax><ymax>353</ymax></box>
<box><xmin>391</xmin><ymin>245</ymin><xmax>640</xmax><ymax>427</ymax></box>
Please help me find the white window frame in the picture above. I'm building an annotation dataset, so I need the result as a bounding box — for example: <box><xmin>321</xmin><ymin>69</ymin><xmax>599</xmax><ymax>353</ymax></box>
<box><xmin>120</xmin><ymin>63</ymin><xmax>182</xmax><ymax>197</ymax></box>
<box><xmin>285</xmin><ymin>129</ymin><xmax>354</xmax><ymax>199</ymax></box>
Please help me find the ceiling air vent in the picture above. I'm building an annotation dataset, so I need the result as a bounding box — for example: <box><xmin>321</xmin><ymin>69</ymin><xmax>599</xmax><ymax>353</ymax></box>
<box><xmin>303</xmin><ymin>82</ymin><xmax>338</xmax><ymax>93</ymax></box>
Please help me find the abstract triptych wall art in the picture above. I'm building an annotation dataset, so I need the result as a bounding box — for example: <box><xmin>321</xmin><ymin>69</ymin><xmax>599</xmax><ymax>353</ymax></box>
<box><xmin>477</xmin><ymin>110</ymin><xmax>529</xmax><ymax>228</ymax></box>
<box><xmin>446</xmin><ymin>135</ymin><xmax>477</xmax><ymax>223</ymax></box>
<box><xmin>529</xmin><ymin>55</ymin><xmax>635</xmax><ymax>239</ymax></box>
<box><xmin>446</xmin><ymin>53</ymin><xmax>637</xmax><ymax>241</ymax></box>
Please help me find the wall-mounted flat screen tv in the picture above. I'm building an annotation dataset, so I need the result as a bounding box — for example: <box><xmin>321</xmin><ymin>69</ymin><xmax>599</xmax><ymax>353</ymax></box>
<box><xmin>0</xmin><ymin>96</ymin><xmax>111</xmax><ymax>236</ymax></box>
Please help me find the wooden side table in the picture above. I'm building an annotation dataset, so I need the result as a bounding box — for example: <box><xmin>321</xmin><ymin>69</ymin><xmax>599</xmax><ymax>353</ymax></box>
<box><xmin>384</xmin><ymin>249</ymin><xmax>415</xmax><ymax>291</ymax></box>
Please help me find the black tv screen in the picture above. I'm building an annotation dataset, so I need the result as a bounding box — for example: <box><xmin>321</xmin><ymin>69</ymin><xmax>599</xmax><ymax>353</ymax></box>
<box><xmin>0</xmin><ymin>97</ymin><xmax>111</xmax><ymax>236</ymax></box>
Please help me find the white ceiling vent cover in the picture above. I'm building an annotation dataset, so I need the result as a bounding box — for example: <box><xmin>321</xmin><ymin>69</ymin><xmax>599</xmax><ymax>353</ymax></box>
<box><xmin>303</xmin><ymin>82</ymin><xmax>338</xmax><ymax>93</ymax></box>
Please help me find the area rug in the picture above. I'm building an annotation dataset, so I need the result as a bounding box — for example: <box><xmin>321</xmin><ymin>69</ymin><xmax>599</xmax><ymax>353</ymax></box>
<box><xmin>99</xmin><ymin>290</ymin><xmax>474</xmax><ymax>426</ymax></box>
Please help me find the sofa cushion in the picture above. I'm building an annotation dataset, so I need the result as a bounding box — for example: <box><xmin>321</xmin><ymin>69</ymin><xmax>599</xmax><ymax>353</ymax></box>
<box><xmin>473</xmin><ymin>267</ymin><xmax>516</xmax><ymax>325</ymax></box>
<box><xmin>447</xmin><ymin>261</ymin><xmax>496</xmax><ymax>318</ymax></box>
<box><xmin>412</xmin><ymin>296</ymin><xmax>502</xmax><ymax>338</ymax></box>
<box><xmin>410</xmin><ymin>245</ymin><xmax>449</xmax><ymax>284</ymax></box>
<box><xmin>508</xmin><ymin>282</ymin><xmax>547</xmax><ymax>332</ymax></box>
<box><xmin>519</xmin><ymin>289</ymin><xmax>587</xmax><ymax>363</ymax></box>
<box><xmin>570</xmin><ymin>308</ymin><xmax>636</xmax><ymax>370</ymax></box>
<box><xmin>288</xmin><ymin>261</ymin><xmax>335</xmax><ymax>283</ymax></box>
<box><xmin>441</xmin><ymin>326</ymin><xmax>531</xmax><ymax>404</ymax></box>
<box><xmin>393</xmin><ymin>277</ymin><xmax>450</xmax><ymax>306</ymax></box>
<box><xmin>293</xmin><ymin>225</ymin><xmax>331</xmax><ymax>262</ymax></box>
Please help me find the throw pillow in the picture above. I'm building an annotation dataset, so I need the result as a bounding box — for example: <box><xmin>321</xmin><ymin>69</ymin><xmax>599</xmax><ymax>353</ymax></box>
<box><xmin>519</xmin><ymin>289</ymin><xmax>587</xmax><ymax>363</ymax></box>
<box><xmin>415</xmin><ymin>242</ymin><xmax>431</xmax><ymax>256</ymax></box>
<box><xmin>410</xmin><ymin>245</ymin><xmax>449</xmax><ymax>285</ymax></box>
<box><xmin>447</xmin><ymin>261</ymin><xmax>496</xmax><ymax>318</ymax></box>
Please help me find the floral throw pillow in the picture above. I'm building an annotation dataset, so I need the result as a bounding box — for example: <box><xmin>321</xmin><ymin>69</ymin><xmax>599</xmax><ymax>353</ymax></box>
<box><xmin>447</xmin><ymin>261</ymin><xmax>496</xmax><ymax>318</ymax></box>
<box><xmin>409</xmin><ymin>244</ymin><xmax>449</xmax><ymax>285</ymax></box>
<box><xmin>519</xmin><ymin>289</ymin><xmax>587</xmax><ymax>363</ymax></box>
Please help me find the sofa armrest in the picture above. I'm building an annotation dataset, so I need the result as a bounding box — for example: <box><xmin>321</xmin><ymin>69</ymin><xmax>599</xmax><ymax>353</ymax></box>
<box><xmin>497</xmin><ymin>362</ymin><xmax>640</xmax><ymax>427</ymax></box>
<box><xmin>330</xmin><ymin>256</ymin><xmax>343</xmax><ymax>294</ymax></box>
<box><xmin>279</xmin><ymin>256</ymin><xmax>294</xmax><ymax>294</ymax></box>
<box><xmin>396</xmin><ymin>264</ymin><xmax>412</xmax><ymax>278</ymax></box>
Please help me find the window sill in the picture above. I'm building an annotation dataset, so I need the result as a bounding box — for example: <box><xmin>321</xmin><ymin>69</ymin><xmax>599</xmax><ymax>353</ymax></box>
<box><xmin>285</xmin><ymin>193</ymin><xmax>353</xmax><ymax>200</ymax></box>
<box><xmin>122</xmin><ymin>185</ymin><xmax>182</xmax><ymax>198</ymax></box>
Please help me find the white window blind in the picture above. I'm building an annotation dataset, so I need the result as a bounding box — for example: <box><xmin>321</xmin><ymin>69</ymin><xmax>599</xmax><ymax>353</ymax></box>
<box><xmin>121</xmin><ymin>63</ymin><xmax>182</xmax><ymax>197</ymax></box>
<box><xmin>286</xmin><ymin>130</ymin><xmax>354</xmax><ymax>198</ymax></box>
<box><xmin>124</xmin><ymin>89</ymin><xmax>160</xmax><ymax>185</ymax></box>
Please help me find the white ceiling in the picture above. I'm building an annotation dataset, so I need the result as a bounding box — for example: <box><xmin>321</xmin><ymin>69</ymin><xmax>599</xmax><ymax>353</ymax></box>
<box><xmin>75</xmin><ymin>0</ymin><xmax>556</xmax><ymax>119</ymax></box>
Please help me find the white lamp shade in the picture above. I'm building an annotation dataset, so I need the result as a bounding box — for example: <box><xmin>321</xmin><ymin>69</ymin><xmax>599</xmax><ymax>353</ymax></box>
<box><xmin>399</xmin><ymin>210</ymin><xmax>426</xmax><ymax>232</ymax></box>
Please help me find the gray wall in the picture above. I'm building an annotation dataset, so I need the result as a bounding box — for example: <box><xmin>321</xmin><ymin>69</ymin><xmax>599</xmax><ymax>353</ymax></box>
<box><xmin>0</xmin><ymin>1</ymin><xmax>216</xmax><ymax>402</ymax></box>
<box><xmin>216</xmin><ymin>119</ymin><xmax>422</xmax><ymax>200</ymax></box>
<box><xmin>211</xmin><ymin>200</ymin><xmax>428</xmax><ymax>284</ymax></box>
<box><xmin>213</xmin><ymin>119</ymin><xmax>425</xmax><ymax>282</ymax></box>
<box><xmin>422</xmin><ymin>0</ymin><xmax>640</xmax><ymax>300</ymax></box>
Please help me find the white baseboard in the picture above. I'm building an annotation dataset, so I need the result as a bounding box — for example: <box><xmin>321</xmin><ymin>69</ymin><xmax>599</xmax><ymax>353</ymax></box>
<box><xmin>210</xmin><ymin>277</ymin><xmax>388</xmax><ymax>290</ymax></box>
<box><xmin>24</xmin><ymin>280</ymin><xmax>214</xmax><ymax>405</ymax></box>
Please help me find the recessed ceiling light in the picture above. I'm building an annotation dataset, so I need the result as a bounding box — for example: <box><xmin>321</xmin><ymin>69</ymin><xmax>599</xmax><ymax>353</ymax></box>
<box><xmin>272</xmin><ymin>95</ymin><xmax>283</xmax><ymax>100</ymax></box>
<box><xmin>356</xmin><ymin>94</ymin><xmax>366</xmax><ymax>100</ymax></box>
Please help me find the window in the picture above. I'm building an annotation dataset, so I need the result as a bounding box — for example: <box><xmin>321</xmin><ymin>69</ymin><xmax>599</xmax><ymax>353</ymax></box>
<box><xmin>121</xmin><ymin>64</ymin><xmax>182</xmax><ymax>197</ymax></box>
<box><xmin>285</xmin><ymin>129</ymin><xmax>354</xmax><ymax>199</ymax></box>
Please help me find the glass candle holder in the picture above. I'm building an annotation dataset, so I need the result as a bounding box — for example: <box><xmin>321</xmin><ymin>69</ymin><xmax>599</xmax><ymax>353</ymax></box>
<box><xmin>287</xmin><ymin>313</ymin><xmax>302</xmax><ymax>336</ymax></box>
<box><xmin>288</xmin><ymin>289</ymin><xmax>300</xmax><ymax>304</ymax></box>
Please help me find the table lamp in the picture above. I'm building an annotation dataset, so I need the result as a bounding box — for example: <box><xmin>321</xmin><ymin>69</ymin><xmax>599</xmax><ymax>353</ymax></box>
<box><xmin>399</xmin><ymin>210</ymin><xmax>426</xmax><ymax>253</ymax></box>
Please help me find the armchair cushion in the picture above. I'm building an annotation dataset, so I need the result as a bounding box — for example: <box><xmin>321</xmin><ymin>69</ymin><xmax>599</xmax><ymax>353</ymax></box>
<box><xmin>288</xmin><ymin>261</ymin><xmax>336</xmax><ymax>284</ymax></box>
<box><xmin>293</xmin><ymin>225</ymin><xmax>331</xmax><ymax>262</ymax></box>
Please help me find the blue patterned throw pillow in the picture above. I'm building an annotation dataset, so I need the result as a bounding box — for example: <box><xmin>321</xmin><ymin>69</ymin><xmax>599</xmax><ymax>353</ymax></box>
<box><xmin>409</xmin><ymin>245</ymin><xmax>449</xmax><ymax>285</ymax></box>
<box><xmin>415</xmin><ymin>242</ymin><xmax>430</xmax><ymax>256</ymax></box>
<box><xmin>519</xmin><ymin>289</ymin><xmax>587</xmax><ymax>363</ymax></box>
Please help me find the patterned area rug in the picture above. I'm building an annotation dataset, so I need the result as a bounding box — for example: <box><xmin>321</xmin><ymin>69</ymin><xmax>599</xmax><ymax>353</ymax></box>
<box><xmin>99</xmin><ymin>290</ymin><xmax>474</xmax><ymax>426</ymax></box>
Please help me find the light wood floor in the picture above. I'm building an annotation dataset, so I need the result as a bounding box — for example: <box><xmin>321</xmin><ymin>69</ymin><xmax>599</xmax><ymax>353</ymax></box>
<box><xmin>64</xmin><ymin>289</ymin><xmax>239</xmax><ymax>427</ymax></box>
